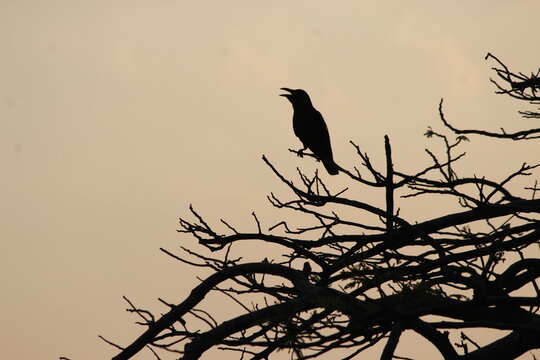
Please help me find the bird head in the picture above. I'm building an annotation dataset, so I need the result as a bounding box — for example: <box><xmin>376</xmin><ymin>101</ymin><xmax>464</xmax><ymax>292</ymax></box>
<box><xmin>280</xmin><ymin>88</ymin><xmax>313</xmax><ymax>107</ymax></box>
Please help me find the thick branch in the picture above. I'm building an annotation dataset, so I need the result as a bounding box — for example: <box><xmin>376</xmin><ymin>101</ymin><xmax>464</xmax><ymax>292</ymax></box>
<box><xmin>112</xmin><ymin>263</ymin><xmax>310</xmax><ymax>360</ymax></box>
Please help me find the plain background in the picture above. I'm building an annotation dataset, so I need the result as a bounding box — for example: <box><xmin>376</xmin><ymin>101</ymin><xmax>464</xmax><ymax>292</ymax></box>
<box><xmin>1</xmin><ymin>1</ymin><xmax>539</xmax><ymax>359</ymax></box>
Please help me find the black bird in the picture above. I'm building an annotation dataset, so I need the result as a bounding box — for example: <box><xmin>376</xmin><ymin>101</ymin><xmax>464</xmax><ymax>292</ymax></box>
<box><xmin>280</xmin><ymin>88</ymin><xmax>339</xmax><ymax>175</ymax></box>
<box><xmin>302</xmin><ymin>261</ymin><xmax>312</xmax><ymax>278</ymax></box>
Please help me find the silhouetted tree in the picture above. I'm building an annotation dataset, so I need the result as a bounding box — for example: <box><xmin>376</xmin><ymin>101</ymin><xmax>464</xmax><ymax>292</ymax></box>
<box><xmin>106</xmin><ymin>54</ymin><xmax>540</xmax><ymax>360</ymax></box>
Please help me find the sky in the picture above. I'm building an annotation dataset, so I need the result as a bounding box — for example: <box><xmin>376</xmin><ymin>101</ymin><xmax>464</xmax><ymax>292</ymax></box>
<box><xmin>1</xmin><ymin>1</ymin><xmax>539</xmax><ymax>359</ymax></box>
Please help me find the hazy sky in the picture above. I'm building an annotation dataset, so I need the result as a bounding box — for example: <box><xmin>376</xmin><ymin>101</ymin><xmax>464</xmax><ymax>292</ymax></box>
<box><xmin>1</xmin><ymin>1</ymin><xmax>539</xmax><ymax>359</ymax></box>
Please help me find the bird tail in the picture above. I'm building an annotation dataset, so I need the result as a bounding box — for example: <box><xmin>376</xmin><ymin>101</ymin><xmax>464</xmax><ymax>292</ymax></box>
<box><xmin>322</xmin><ymin>157</ymin><xmax>340</xmax><ymax>175</ymax></box>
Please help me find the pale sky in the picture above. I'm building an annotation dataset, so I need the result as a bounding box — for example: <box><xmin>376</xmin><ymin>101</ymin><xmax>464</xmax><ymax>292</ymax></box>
<box><xmin>1</xmin><ymin>1</ymin><xmax>539</xmax><ymax>359</ymax></box>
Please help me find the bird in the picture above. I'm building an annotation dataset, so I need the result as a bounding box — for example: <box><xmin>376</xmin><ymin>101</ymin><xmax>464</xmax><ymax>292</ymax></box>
<box><xmin>280</xmin><ymin>88</ymin><xmax>339</xmax><ymax>175</ymax></box>
<box><xmin>302</xmin><ymin>261</ymin><xmax>312</xmax><ymax>278</ymax></box>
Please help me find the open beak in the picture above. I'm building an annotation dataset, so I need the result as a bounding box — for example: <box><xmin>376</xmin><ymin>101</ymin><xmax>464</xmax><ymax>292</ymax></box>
<box><xmin>280</xmin><ymin>87</ymin><xmax>293</xmax><ymax>98</ymax></box>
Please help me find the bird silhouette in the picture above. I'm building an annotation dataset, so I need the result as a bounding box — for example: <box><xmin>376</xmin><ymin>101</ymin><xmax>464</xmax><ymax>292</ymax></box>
<box><xmin>280</xmin><ymin>88</ymin><xmax>339</xmax><ymax>175</ymax></box>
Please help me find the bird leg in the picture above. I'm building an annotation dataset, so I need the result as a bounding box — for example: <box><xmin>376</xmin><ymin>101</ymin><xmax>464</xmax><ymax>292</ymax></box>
<box><xmin>297</xmin><ymin>146</ymin><xmax>308</xmax><ymax>158</ymax></box>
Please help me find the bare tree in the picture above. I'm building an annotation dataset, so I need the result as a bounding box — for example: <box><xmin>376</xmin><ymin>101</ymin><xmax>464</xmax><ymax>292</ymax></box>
<box><xmin>438</xmin><ymin>53</ymin><xmax>540</xmax><ymax>139</ymax></box>
<box><xmin>106</xmin><ymin>54</ymin><xmax>540</xmax><ymax>360</ymax></box>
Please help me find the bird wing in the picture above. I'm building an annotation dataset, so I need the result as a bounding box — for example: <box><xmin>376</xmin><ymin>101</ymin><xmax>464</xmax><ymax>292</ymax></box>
<box><xmin>304</xmin><ymin>109</ymin><xmax>333</xmax><ymax>160</ymax></box>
